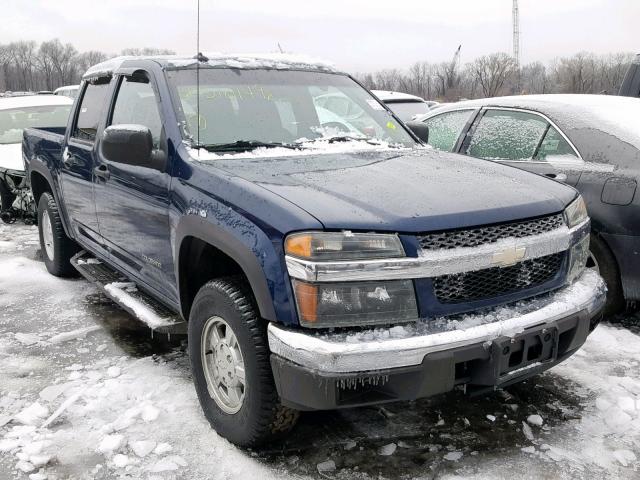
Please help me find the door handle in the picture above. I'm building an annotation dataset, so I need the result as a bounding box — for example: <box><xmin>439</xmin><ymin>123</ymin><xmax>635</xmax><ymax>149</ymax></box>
<box><xmin>545</xmin><ymin>173</ymin><xmax>568</xmax><ymax>182</ymax></box>
<box><xmin>62</xmin><ymin>147</ymin><xmax>75</xmax><ymax>168</ymax></box>
<box><xmin>94</xmin><ymin>165</ymin><xmax>110</xmax><ymax>181</ymax></box>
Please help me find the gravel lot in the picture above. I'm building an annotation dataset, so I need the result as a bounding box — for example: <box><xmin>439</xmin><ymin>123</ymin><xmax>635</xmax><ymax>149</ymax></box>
<box><xmin>1</xmin><ymin>222</ymin><xmax>639</xmax><ymax>480</ymax></box>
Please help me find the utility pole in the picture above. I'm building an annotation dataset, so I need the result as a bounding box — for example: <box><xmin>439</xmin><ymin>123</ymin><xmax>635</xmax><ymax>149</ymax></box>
<box><xmin>513</xmin><ymin>0</ymin><xmax>521</xmax><ymax>91</ymax></box>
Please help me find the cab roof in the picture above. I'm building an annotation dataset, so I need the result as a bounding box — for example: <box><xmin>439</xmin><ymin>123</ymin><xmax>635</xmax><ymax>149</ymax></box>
<box><xmin>83</xmin><ymin>53</ymin><xmax>338</xmax><ymax>79</ymax></box>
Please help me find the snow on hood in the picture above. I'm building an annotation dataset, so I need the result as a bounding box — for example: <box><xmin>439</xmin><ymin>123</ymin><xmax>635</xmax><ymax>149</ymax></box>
<box><xmin>0</xmin><ymin>143</ymin><xmax>24</xmax><ymax>172</ymax></box>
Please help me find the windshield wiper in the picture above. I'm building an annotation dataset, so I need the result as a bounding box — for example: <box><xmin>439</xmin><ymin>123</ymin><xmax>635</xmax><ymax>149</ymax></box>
<box><xmin>298</xmin><ymin>135</ymin><xmax>374</xmax><ymax>145</ymax></box>
<box><xmin>298</xmin><ymin>135</ymin><xmax>409</xmax><ymax>149</ymax></box>
<box><xmin>200</xmin><ymin>140</ymin><xmax>301</xmax><ymax>152</ymax></box>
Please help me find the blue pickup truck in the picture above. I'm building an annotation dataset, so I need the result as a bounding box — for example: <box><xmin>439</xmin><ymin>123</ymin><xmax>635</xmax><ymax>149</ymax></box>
<box><xmin>23</xmin><ymin>53</ymin><xmax>606</xmax><ymax>447</ymax></box>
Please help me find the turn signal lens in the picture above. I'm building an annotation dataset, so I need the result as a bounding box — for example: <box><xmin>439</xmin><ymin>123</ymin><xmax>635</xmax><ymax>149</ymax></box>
<box><xmin>293</xmin><ymin>281</ymin><xmax>318</xmax><ymax>324</ymax></box>
<box><xmin>284</xmin><ymin>234</ymin><xmax>313</xmax><ymax>259</ymax></box>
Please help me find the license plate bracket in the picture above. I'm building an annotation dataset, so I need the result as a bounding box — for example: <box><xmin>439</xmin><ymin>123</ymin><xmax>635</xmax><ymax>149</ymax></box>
<box><xmin>494</xmin><ymin>326</ymin><xmax>558</xmax><ymax>380</ymax></box>
<box><xmin>468</xmin><ymin>325</ymin><xmax>559</xmax><ymax>387</ymax></box>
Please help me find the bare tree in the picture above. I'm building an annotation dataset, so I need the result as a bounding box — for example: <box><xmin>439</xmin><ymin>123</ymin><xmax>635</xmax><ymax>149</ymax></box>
<box><xmin>76</xmin><ymin>51</ymin><xmax>110</xmax><ymax>74</ymax></box>
<box><xmin>0</xmin><ymin>38</ymin><xmax>635</xmax><ymax>99</ymax></box>
<box><xmin>403</xmin><ymin>62</ymin><xmax>434</xmax><ymax>100</ymax></box>
<box><xmin>470</xmin><ymin>53</ymin><xmax>517</xmax><ymax>97</ymax></box>
<box><xmin>373</xmin><ymin>69</ymin><xmax>403</xmax><ymax>91</ymax></box>
<box><xmin>36</xmin><ymin>40</ymin><xmax>59</xmax><ymax>89</ymax></box>
<box><xmin>520</xmin><ymin>61</ymin><xmax>548</xmax><ymax>94</ymax></box>
<box><xmin>12</xmin><ymin>41</ymin><xmax>37</xmax><ymax>91</ymax></box>
<box><xmin>552</xmin><ymin>52</ymin><xmax>599</xmax><ymax>93</ymax></box>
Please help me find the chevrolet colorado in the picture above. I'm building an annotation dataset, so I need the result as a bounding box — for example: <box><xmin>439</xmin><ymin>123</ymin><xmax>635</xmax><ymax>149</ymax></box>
<box><xmin>23</xmin><ymin>53</ymin><xmax>606</xmax><ymax>447</ymax></box>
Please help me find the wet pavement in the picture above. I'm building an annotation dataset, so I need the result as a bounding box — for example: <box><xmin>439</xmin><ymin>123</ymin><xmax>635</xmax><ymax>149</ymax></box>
<box><xmin>1</xmin><ymin>222</ymin><xmax>639</xmax><ymax>480</ymax></box>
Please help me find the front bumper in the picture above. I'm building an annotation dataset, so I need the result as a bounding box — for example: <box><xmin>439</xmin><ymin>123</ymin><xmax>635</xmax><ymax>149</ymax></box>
<box><xmin>268</xmin><ymin>270</ymin><xmax>606</xmax><ymax>410</ymax></box>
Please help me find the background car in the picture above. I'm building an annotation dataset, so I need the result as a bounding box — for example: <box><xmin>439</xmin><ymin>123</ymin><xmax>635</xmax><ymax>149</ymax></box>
<box><xmin>420</xmin><ymin>94</ymin><xmax>640</xmax><ymax>315</ymax></box>
<box><xmin>53</xmin><ymin>85</ymin><xmax>80</xmax><ymax>100</ymax></box>
<box><xmin>0</xmin><ymin>94</ymin><xmax>72</xmax><ymax>220</ymax></box>
<box><xmin>372</xmin><ymin>90</ymin><xmax>436</xmax><ymax>121</ymax></box>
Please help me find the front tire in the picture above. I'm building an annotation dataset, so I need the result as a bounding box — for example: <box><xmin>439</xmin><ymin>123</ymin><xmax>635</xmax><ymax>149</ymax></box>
<box><xmin>587</xmin><ymin>233</ymin><xmax>625</xmax><ymax>316</ymax></box>
<box><xmin>188</xmin><ymin>278</ymin><xmax>298</xmax><ymax>447</ymax></box>
<box><xmin>37</xmin><ymin>192</ymin><xmax>79</xmax><ymax>277</ymax></box>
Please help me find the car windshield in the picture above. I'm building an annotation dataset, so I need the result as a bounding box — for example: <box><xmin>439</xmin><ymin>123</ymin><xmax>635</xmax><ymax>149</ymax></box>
<box><xmin>386</xmin><ymin>101</ymin><xmax>431</xmax><ymax>122</ymax></box>
<box><xmin>0</xmin><ymin>105</ymin><xmax>71</xmax><ymax>144</ymax></box>
<box><xmin>166</xmin><ymin>68</ymin><xmax>416</xmax><ymax>151</ymax></box>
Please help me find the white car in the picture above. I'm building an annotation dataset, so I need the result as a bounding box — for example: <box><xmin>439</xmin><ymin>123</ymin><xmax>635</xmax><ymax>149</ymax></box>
<box><xmin>53</xmin><ymin>85</ymin><xmax>80</xmax><ymax>100</ymax></box>
<box><xmin>0</xmin><ymin>95</ymin><xmax>72</xmax><ymax>221</ymax></box>
<box><xmin>372</xmin><ymin>90</ymin><xmax>437</xmax><ymax>122</ymax></box>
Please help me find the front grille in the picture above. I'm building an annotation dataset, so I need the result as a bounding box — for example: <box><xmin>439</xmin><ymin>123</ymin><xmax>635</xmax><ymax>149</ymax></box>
<box><xmin>419</xmin><ymin>214</ymin><xmax>564</xmax><ymax>251</ymax></box>
<box><xmin>433</xmin><ymin>252</ymin><xmax>564</xmax><ymax>304</ymax></box>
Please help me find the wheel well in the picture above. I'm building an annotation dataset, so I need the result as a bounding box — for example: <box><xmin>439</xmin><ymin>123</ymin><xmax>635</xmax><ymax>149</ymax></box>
<box><xmin>178</xmin><ymin>236</ymin><xmax>249</xmax><ymax>320</ymax></box>
<box><xmin>30</xmin><ymin>171</ymin><xmax>52</xmax><ymax>205</ymax></box>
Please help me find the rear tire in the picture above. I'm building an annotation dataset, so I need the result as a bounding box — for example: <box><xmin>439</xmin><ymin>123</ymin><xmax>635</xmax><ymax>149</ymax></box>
<box><xmin>37</xmin><ymin>192</ymin><xmax>79</xmax><ymax>277</ymax></box>
<box><xmin>188</xmin><ymin>278</ymin><xmax>298</xmax><ymax>447</ymax></box>
<box><xmin>587</xmin><ymin>233</ymin><xmax>625</xmax><ymax>316</ymax></box>
<box><xmin>0</xmin><ymin>178</ymin><xmax>15</xmax><ymax>212</ymax></box>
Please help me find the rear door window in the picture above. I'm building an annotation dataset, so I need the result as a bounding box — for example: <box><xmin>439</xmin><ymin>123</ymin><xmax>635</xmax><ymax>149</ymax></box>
<box><xmin>467</xmin><ymin>109</ymin><xmax>547</xmax><ymax>161</ymax></box>
<box><xmin>72</xmin><ymin>78</ymin><xmax>111</xmax><ymax>143</ymax></box>
<box><xmin>534</xmin><ymin>125</ymin><xmax>577</xmax><ymax>161</ymax></box>
<box><xmin>422</xmin><ymin>110</ymin><xmax>474</xmax><ymax>152</ymax></box>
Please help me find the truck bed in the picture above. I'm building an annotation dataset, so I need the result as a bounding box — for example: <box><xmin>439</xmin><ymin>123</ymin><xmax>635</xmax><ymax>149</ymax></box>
<box><xmin>22</xmin><ymin>126</ymin><xmax>67</xmax><ymax>175</ymax></box>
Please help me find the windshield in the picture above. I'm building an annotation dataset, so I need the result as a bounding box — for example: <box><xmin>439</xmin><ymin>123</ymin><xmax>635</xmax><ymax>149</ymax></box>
<box><xmin>166</xmin><ymin>68</ymin><xmax>416</xmax><ymax>150</ymax></box>
<box><xmin>385</xmin><ymin>101</ymin><xmax>431</xmax><ymax>122</ymax></box>
<box><xmin>0</xmin><ymin>105</ymin><xmax>71</xmax><ymax>144</ymax></box>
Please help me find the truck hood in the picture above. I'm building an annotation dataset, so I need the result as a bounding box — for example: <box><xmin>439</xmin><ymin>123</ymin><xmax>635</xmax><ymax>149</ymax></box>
<box><xmin>207</xmin><ymin>148</ymin><xmax>577</xmax><ymax>232</ymax></box>
<box><xmin>0</xmin><ymin>143</ymin><xmax>24</xmax><ymax>172</ymax></box>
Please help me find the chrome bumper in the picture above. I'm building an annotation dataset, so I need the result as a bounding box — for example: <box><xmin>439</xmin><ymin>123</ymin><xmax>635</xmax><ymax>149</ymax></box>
<box><xmin>267</xmin><ymin>269</ymin><xmax>606</xmax><ymax>374</ymax></box>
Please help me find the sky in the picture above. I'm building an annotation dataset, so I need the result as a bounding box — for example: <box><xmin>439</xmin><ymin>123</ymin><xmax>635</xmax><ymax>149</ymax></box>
<box><xmin>1</xmin><ymin>0</ymin><xmax>638</xmax><ymax>72</ymax></box>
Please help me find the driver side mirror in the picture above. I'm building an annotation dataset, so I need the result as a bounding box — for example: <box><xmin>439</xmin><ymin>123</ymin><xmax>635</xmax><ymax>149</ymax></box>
<box><xmin>405</xmin><ymin>121</ymin><xmax>429</xmax><ymax>144</ymax></box>
<box><xmin>101</xmin><ymin>124</ymin><xmax>166</xmax><ymax>171</ymax></box>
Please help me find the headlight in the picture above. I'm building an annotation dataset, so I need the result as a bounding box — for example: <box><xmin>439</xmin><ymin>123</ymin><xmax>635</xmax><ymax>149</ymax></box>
<box><xmin>285</xmin><ymin>231</ymin><xmax>405</xmax><ymax>261</ymax></box>
<box><xmin>564</xmin><ymin>196</ymin><xmax>588</xmax><ymax>228</ymax></box>
<box><xmin>567</xmin><ymin>234</ymin><xmax>590</xmax><ymax>283</ymax></box>
<box><xmin>292</xmin><ymin>279</ymin><xmax>418</xmax><ymax>328</ymax></box>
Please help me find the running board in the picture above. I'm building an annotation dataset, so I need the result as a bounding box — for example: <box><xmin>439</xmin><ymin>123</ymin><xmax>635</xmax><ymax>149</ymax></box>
<box><xmin>71</xmin><ymin>251</ymin><xmax>187</xmax><ymax>334</ymax></box>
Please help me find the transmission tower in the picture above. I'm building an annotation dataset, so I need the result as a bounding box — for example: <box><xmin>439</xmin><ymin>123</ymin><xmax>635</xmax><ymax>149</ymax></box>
<box><xmin>512</xmin><ymin>0</ymin><xmax>520</xmax><ymax>69</ymax></box>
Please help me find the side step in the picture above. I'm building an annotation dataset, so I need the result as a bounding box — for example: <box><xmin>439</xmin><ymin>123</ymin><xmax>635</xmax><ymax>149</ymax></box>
<box><xmin>71</xmin><ymin>251</ymin><xmax>187</xmax><ymax>334</ymax></box>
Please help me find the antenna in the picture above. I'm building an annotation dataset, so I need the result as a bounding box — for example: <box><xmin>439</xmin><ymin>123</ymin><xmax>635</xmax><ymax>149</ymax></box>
<box><xmin>196</xmin><ymin>0</ymin><xmax>201</xmax><ymax>150</ymax></box>
<box><xmin>512</xmin><ymin>0</ymin><xmax>521</xmax><ymax>89</ymax></box>
<box><xmin>277</xmin><ymin>43</ymin><xmax>284</xmax><ymax>54</ymax></box>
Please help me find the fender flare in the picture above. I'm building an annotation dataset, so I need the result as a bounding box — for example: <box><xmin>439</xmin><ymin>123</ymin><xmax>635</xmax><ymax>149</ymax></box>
<box><xmin>174</xmin><ymin>215</ymin><xmax>278</xmax><ymax>321</ymax></box>
<box><xmin>28</xmin><ymin>159</ymin><xmax>73</xmax><ymax>238</ymax></box>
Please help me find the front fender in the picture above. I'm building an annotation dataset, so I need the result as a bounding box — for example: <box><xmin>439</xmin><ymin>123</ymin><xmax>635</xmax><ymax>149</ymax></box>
<box><xmin>174</xmin><ymin>214</ymin><xmax>294</xmax><ymax>324</ymax></box>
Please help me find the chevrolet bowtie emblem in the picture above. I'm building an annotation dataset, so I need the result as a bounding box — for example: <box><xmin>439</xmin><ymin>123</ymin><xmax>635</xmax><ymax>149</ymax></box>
<box><xmin>492</xmin><ymin>246</ymin><xmax>526</xmax><ymax>267</ymax></box>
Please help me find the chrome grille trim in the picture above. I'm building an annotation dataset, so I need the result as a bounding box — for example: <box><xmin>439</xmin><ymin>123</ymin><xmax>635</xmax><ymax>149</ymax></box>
<box><xmin>285</xmin><ymin>219</ymin><xmax>589</xmax><ymax>283</ymax></box>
